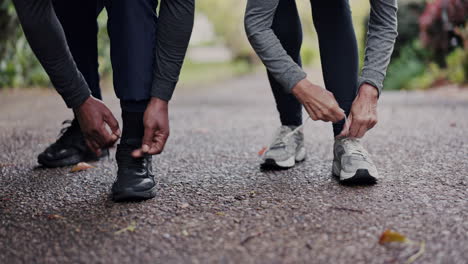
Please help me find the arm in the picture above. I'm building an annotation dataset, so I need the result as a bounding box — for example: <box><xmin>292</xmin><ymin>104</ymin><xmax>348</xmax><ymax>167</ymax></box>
<box><xmin>341</xmin><ymin>0</ymin><xmax>398</xmax><ymax>138</ymax></box>
<box><xmin>244</xmin><ymin>0</ymin><xmax>306</xmax><ymax>91</ymax></box>
<box><xmin>133</xmin><ymin>0</ymin><xmax>195</xmax><ymax>157</ymax></box>
<box><xmin>151</xmin><ymin>0</ymin><xmax>195</xmax><ymax>101</ymax></box>
<box><xmin>12</xmin><ymin>0</ymin><xmax>120</xmax><ymax>153</ymax></box>
<box><xmin>244</xmin><ymin>0</ymin><xmax>344</xmax><ymax>123</ymax></box>
<box><xmin>12</xmin><ymin>0</ymin><xmax>90</xmax><ymax>109</ymax></box>
<box><xmin>359</xmin><ymin>0</ymin><xmax>398</xmax><ymax>95</ymax></box>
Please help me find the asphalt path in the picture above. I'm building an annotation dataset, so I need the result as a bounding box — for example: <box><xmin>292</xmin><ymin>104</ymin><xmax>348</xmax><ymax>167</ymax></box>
<box><xmin>1</xmin><ymin>74</ymin><xmax>467</xmax><ymax>263</ymax></box>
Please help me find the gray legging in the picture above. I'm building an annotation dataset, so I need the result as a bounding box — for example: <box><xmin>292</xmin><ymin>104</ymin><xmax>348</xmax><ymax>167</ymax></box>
<box><xmin>268</xmin><ymin>0</ymin><xmax>358</xmax><ymax>135</ymax></box>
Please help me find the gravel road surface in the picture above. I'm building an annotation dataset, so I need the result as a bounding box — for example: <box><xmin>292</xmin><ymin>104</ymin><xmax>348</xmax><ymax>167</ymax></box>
<box><xmin>1</xmin><ymin>74</ymin><xmax>467</xmax><ymax>263</ymax></box>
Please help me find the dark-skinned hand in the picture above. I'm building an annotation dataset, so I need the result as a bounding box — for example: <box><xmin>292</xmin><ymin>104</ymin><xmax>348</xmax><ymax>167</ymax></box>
<box><xmin>132</xmin><ymin>97</ymin><xmax>170</xmax><ymax>158</ymax></box>
<box><xmin>74</xmin><ymin>96</ymin><xmax>120</xmax><ymax>156</ymax></box>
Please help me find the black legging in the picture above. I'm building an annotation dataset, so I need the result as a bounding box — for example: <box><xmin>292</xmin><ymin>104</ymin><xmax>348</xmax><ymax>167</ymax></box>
<box><xmin>269</xmin><ymin>0</ymin><xmax>358</xmax><ymax>136</ymax></box>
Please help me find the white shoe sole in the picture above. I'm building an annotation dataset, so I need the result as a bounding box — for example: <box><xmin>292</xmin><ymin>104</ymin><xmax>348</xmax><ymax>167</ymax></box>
<box><xmin>332</xmin><ymin>160</ymin><xmax>378</xmax><ymax>184</ymax></box>
<box><xmin>263</xmin><ymin>147</ymin><xmax>306</xmax><ymax>168</ymax></box>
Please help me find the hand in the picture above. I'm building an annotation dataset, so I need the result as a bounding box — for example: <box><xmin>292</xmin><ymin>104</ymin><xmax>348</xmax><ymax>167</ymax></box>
<box><xmin>338</xmin><ymin>84</ymin><xmax>378</xmax><ymax>138</ymax></box>
<box><xmin>74</xmin><ymin>96</ymin><xmax>120</xmax><ymax>155</ymax></box>
<box><xmin>132</xmin><ymin>97</ymin><xmax>170</xmax><ymax>158</ymax></box>
<box><xmin>291</xmin><ymin>79</ymin><xmax>345</xmax><ymax>123</ymax></box>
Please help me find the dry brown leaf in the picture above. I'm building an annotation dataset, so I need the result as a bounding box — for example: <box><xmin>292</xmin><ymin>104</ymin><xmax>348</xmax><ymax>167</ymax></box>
<box><xmin>378</xmin><ymin>230</ymin><xmax>425</xmax><ymax>264</ymax></box>
<box><xmin>379</xmin><ymin>229</ymin><xmax>408</xmax><ymax>244</ymax></box>
<box><xmin>70</xmin><ymin>162</ymin><xmax>95</xmax><ymax>173</ymax></box>
<box><xmin>258</xmin><ymin>146</ymin><xmax>267</xmax><ymax>156</ymax></box>
<box><xmin>47</xmin><ymin>214</ymin><xmax>63</xmax><ymax>220</ymax></box>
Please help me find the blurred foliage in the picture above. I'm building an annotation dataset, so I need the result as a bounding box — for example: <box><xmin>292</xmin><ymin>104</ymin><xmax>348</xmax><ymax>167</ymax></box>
<box><xmin>0</xmin><ymin>0</ymin><xmax>48</xmax><ymax>88</ymax></box>
<box><xmin>419</xmin><ymin>0</ymin><xmax>467</xmax><ymax>65</ymax></box>
<box><xmin>1</xmin><ymin>0</ymin><xmax>465</xmax><ymax>90</ymax></box>
<box><xmin>0</xmin><ymin>0</ymin><xmax>110</xmax><ymax>89</ymax></box>
<box><xmin>384</xmin><ymin>0</ymin><xmax>468</xmax><ymax>90</ymax></box>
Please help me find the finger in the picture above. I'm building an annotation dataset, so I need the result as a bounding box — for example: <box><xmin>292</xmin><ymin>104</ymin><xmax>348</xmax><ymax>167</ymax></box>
<box><xmin>132</xmin><ymin>148</ymin><xmax>145</xmax><ymax>158</ymax></box>
<box><xmin>87</xmin><ymin>139</ymin><xmax>101</xmax><ymax>156</ymax></box>
<box><xmin>337</xmin><ymin>115</ymin><xmax>350</xmax><ymax>138</ymax></box>
<box><xmin>348</xmin><ymin>118</ymin><xmax>361</xmax><ymax>138</ymax></box>
<box><xmin>330</xmin><ymin>107</ymin><xmax>346</xmax><ymax>123</ymax></box>
<box><xmin>304</xmin><ymin>105</ymin><xmax>318</xmax><ymax>121</ymax></box>
<box><xmin>356</xmin><ymin>123</ymin><xmax>367</xmax><ymax>138</ymax></box>
<box><xmin>368</xmin><ymin>119</ymin><xmax>378</xmax><ymax>130</ymax></box>
<box><xmin>141</xmin><ymin>127</ymin><xmax>155</xmax><ymax>154</ymax></box>
<box><xmin>104</xmin><ymin>111</ymin><xmax>121</xmax><ymax>138</ymax></box>
<box><xmin>148</xmin><ymin>132</ymin><xmax>169</xmax><ymax>155</ymax></box>
<box><xmin>97</xmin><ymin>126</ymin><xmax>116</xmax><ymax>148</ymax></box>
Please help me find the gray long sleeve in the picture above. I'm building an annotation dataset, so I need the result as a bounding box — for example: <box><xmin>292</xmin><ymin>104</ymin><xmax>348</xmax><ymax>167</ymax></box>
<box><xmin>359</xmin><ymin>0</ymin><xmax>398</xmax><ymax>94</ymax></box>
<box><xmin>244</xmin><ymin>0</ymin><xmax>306</xmax><ymax>91</ymax></box>
<box><xmin>245</xmin><ymin>0</ymin><xmax>398</xmax><ymax>94</ymax></box>
<box><xmin>13</xmin><ymin>0</ymin><xmax>91</xmax><ymax>109</ymax></box>
<box><xmin>151</xmin><ymin>0</ymin><xmax>195</xmax><ymax>101</ymax></box>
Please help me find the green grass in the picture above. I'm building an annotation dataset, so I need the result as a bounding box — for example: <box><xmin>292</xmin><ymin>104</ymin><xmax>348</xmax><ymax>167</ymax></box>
<box><xmin>178</xmin><ymin>60</ymin><xmax>252</xmax><ymax>86</ymax></box>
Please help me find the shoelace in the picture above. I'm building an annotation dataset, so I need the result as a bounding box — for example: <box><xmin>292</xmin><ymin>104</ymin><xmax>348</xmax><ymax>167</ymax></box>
<box><xmin>340</xmin><ymin>138</ymin><xmax>370</xmax><ymax>161</ymax></box>
<box><xmin>269</xmin><ymin>117</ymin><xmax>310</xmax><ymax>150</ymax></box>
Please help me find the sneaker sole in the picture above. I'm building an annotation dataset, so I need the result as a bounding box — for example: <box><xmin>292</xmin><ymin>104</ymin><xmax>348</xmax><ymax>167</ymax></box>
<box><xmin>37</xmin><ymin>150</ymin><xmax>109</xmax><ymax>168</ymax></box>
<box><xmin>262</xmin><ymin>147</ymin><xmax>306</xmax><ymax>169</ymax></box>
<box><xmin>332</xmin><ymin>160</ymin><xmax>377</xmax><ymax>185</ymax></box>
<box><xmin>112</xmin><ymin>186</ymin><xmax>157</xmax><ymax>202</ymax></box>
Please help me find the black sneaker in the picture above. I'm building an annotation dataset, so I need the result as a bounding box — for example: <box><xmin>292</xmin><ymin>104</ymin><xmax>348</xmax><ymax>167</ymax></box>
<box><xmin>37</xmin><ymin>119</ymin><xmax>108</xmax><ymax>168</ymax></box>
<box><xmin>111</xmin><ymin>139</ymin><xmax>157</xmax><ymax>202</ymax></box>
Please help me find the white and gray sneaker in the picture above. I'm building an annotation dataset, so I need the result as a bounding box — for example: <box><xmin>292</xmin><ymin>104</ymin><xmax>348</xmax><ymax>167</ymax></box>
<box><xmin>333</xmin><ymin>138</ymin><xmax>379</xmax><ymax>184</ymax></box>
<box><xmin>261</xmin><ymin>126</ymin><xmax>306</xmax><ymax>169</ymax></box>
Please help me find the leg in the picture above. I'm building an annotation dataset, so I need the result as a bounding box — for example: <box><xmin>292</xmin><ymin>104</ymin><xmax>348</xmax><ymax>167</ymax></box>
<box><xmin>53</xmin><ymin>0</ymin><xmax>103</xmax><ymax>100</ymax></box>
<box><xmin>269</xmin><ymin>0</ymin><xmax>303</xmax><ymax>127</ymax></box>
<box><xmin>310</xmin><ymin>0</ymin><xmax>359</xmax><ymax>136</ymax></box>
<box><xmin>105</xmin><ymin>0</ymin><xmax>158</xmax><ymax>202</ymax></box>
<box><xmin>105</xmin><ymin>0</ymin><xmax>157</xmax><ymax>114</ymax></box>
<box><xmin>36</xmin><ymin>0</ymin><xmax>107</xmax><ymax>167</ymax></box>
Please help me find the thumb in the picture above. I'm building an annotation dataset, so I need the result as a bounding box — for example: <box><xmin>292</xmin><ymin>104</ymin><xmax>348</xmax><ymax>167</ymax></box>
<box><xmin>131</xmin><ymin>127</ymin><xmax>154</xmax><ymax>158</ymax></box>
<box><xmin>104</xmin><ymin>111</ymin><xmax>121</xmax><ymax>139</ymax></box>
<box><xmin>337</xmin><ymin>114</ymin><xmax>351</xmax><ymax>139</ymax></box>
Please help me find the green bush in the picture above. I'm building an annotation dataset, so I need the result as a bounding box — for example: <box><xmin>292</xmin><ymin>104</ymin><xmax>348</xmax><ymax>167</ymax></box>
<box><xmin>384</xmin><ymin>41</ymin><xmax>429</xmax><ymax>90</ymax></box>
<box><xmin>446</xmin><ymin>48</ymin><xmax>468</xmax><ymax>84</ymax></box>
<box><xmin>0</xmin><ymin>1</ymin><xmax>111</xmax><ymax>89</ymax></box>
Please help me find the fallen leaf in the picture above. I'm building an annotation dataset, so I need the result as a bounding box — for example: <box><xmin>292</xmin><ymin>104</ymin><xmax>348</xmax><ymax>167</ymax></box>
<box><xmin>379</xmin><ymin>229</ymin><xmax>409</xmax><ymax>244</ymax></box>
<box><xmin>70</xmin><ymin>162</ymin><xmax>95</xmax><ymax>173</ymax></box>
<box><xmin>0</xmin><ymin>163</ymin><xmax>15</xmax><ymax>168</ymax></box>
<box><xmin>46</xmin><ymin>214</ymin><xmax>63</xmax><ymax>220</ymax></box>
<box><xmin>114</xmin><ymin>221</ymin><xmax>137</xmax><ymax>235</ymax></box>
<box><xmin>258</xmin><ymin>146</ymin><xmax>267</xmax><ymax>156</ymax></box>
<box><xmin>215</xmin><ymin>212</ymin><xmax>225</xmax><ymax>216</ymax></box>
<box><xmin>405</xmin><ymin>241</ymin><xmax>426</xmax><ymax>264</ymax></box>
<box><xmin>379</xmin><ymin>230</ymin><xmax>425</xmax><ymax>264</ymax></box>
<box><xmin>181</xmin><ymin>230</ymin><xmax>189</xmax><ymax>236</ymax></box>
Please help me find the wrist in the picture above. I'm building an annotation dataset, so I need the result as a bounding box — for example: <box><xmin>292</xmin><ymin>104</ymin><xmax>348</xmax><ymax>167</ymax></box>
<box><xmin>358</xmin><ymin>84</ymin><xmax>378</xmax><ymax>100</ymax></box>
<box><xmin>291</xmin><ymin>79</ymin><xmax>314</xmax><ymax>97</ymax></box>
<box><xmin>148</xmin><ymin>97</ymin><xmax>168</xmax><ymax>110</ymax></box>
<box><xmin>73</xmin><ymin>95</ymin><xmax>92</xmax><ymax>113</ymax></box>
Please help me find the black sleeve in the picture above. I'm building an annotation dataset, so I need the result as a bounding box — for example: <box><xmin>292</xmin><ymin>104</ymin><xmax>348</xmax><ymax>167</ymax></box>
<box><xmin>151</xmin><ymin>0</ymin><xmax>195</xmax><ymax>101</ymax></box>
<box><xmin>12</xmin><ymin>0</ymin><xmax>91</xmax><ymax>108</ymax></box>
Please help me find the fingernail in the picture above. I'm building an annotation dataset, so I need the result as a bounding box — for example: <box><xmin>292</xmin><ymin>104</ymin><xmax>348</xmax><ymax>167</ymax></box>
<box><xmin>116</xmin><ymin>129</ymin><xmax>121</xmax><ymax>136</ymax></box>
<box><xmin>142</xmin><ymin>145</ymin><xmax>149</xmax><ymax>152</ymax></box>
